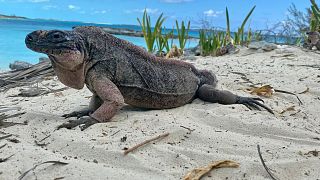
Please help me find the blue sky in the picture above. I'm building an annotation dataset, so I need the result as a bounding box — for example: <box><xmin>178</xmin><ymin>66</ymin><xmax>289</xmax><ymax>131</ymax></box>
<box><xmin>0</xmin><ymin>0</ymin><xmax>311</xmax><ymax>30</ymax></box>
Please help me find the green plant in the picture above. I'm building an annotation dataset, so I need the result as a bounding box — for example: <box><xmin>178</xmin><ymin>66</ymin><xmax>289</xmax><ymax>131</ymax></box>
<box><xmin>137</xmin><ymin>9</ymin><xmax>166</xmax><ymax>52</ymax></box>
<box><xmin>310</xmin><ymin>0</ymin><xmax>320</xmax><ymax>31</ymax></box>
<box><xmin>253</xmin><ymin>30</ymin><xmax>263</xmax><ymax>41</ymax></box>
<box><xmin>199</xmin><ymin>30</ymin><xmax>227</xmax><ymax>56</ymax></box>
<box><xmin>156</xmin><ymin>27</ymin><xmax>173</xmax><ymax>55</ymax></box>
<box><xmin>163</xmin><ymin>29</ymin><xmax>174</xmax><ymax>52</ymax></box>
<box><xmin>235</xmin><ymin>6</ymin><xmax>256</xmax><ymax>45</ymax></box>
<box><xmin>226</xmin><ymin>6</ymin><xmax>256</xmax><ymax>45</ymax></box>
<box><xmin>175</xmin><ymin>20</ymin><xmax>190</xmax><ymax>51</ymax></box>
<box><xmin>225</xmin><ymin>7</ymin><xmax>231</xmax><ymax>42</ymax></box>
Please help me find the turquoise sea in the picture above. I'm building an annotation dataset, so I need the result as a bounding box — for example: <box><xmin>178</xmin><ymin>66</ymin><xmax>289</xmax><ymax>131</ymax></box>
<box><xmin>0</xmin><ymin>19</ymin><xmax>198</xmax><ymax>70</ymax></box>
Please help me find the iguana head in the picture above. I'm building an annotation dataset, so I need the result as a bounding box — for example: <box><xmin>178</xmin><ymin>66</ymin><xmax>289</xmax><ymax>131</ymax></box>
<box><xmin>25</xmin><ymin>29</ymin><xmax>87</xmax><ymax>89</ymax></box>
<box><xmin>25</xmin><ymin>29</ymin><xmax>87</xmax><ymax>69</ymax></box>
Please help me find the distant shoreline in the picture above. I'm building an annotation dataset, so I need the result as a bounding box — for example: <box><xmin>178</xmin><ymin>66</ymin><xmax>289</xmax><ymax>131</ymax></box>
<box><xmin>0</xmin><ymin>13</ymin><xmax>198</xmax><ymax>39</ymax></box>
<box><xmin>0</xmin><ymin>14</ymin><xmax>27</xmax><ymax>19</ymax></box>
<box><xmin>100</xmin><ymin>27</ymin><xmax>198</xmax><ymax>39</ymax></box>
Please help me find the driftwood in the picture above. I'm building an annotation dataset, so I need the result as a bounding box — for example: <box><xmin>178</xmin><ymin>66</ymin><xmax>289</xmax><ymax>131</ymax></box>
<box><xmin>0</xmin><ymin>60</ymin><xmax>54</xmax><ymax>92</ymax></box>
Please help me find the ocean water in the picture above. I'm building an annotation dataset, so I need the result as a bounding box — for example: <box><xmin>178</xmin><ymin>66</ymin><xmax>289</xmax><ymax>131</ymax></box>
<box><xmin>0</xmin><ymin>19</ymin><xmax>199</xmax><ymax>70</ymax></box>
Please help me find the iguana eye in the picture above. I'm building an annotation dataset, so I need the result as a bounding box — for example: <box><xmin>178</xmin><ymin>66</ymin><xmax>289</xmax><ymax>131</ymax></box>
<box><xmin>48</xmin><ymin>31</ymin><xmax>65</xmax><ymax>40</ymax></box>
<box><xmin>53</xmin><ymin>34</ymin><xmax>61</xmax><ymax>39</ymax></box>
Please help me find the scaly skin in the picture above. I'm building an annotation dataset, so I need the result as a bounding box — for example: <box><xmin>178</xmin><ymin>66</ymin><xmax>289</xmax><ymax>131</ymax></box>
<box><xmin>25</xmin><ymin>26</ymin><xmax>273</xmax><ymax>130</ymax></box>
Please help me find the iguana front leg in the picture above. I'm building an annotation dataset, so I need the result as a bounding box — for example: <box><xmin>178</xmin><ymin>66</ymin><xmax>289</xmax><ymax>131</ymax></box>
<box><xmin>58</xmin><ymin>77</ymin><xmax>125</xmax><ymax>130</ymax></box>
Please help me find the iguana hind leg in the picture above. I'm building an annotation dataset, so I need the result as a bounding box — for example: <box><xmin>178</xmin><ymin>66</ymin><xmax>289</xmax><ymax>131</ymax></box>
<box><xmin>197</xmin><ymin>84</ymin><xmax>273</xmax><ymax>114</ymax></box>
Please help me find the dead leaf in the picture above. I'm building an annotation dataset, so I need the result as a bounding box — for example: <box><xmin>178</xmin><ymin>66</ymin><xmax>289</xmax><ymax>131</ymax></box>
<box><xmin>183</xmin><ymin>160</ymin><xmax>240</xmax><ymax>180</ymax></box>
<box><xmin>249</xmin><ymin>85</ymin><xmax>275</xmax><ymax>97</ymax></box>
<box><xmin>279</xmin><ymin>106</ymin><xmax>295</xmax><ymax>114</ymax></box>
<box><xmin>166</xmin><ymin>45</ymin><xmax>182</xmax><ymax>59</ymax></box>
<box><xmin>54</xmin><ymin>92</ymin><xmax>64</xmax><ymax>97</ymax></box>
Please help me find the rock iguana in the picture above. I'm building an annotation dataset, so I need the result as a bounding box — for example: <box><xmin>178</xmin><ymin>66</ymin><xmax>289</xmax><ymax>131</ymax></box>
<box><xmin>25</xmin><ymin>26</ymin><xmax>273</xmax><ymax>130</ymax></box>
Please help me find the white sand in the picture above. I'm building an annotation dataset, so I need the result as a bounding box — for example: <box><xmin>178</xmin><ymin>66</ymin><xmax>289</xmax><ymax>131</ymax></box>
<box><xmin>0</xmin><ymin>46</ymin><xmax>320</xmax><ymax>179</ymax></box>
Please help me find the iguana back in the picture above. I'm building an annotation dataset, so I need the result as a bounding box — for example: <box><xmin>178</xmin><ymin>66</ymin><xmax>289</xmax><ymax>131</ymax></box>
<box><xmin>77</xmin><ymin>26</ymin><xmax>201</xmax><ymax>108</ymax></box>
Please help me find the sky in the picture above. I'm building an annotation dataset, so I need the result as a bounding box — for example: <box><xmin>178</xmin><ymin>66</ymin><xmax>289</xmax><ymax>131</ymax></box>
<box><xmin>0</xmin><ymin>0</ymin><xmax>312</xmax><ymax>30</ymax></box>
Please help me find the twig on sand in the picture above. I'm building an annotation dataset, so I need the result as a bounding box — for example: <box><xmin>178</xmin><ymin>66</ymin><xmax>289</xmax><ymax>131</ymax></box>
<box><xmin>111</xmin><ymin>130</ymin><xmax>121</xmax><ymax>136</ymax></box>
<box><xmin>257</xmin><ymin>145</ymin><xmax>279</xmax><ymax>180</ymax></box>
<box><xmin>274</xmin><ymin>89</ymin><xmax>303</xmax><ymax>105</ymax></box>
<box><xmin>0</xmin><ymin>143</ymin><xmax>7</xmax><ymax>149</ymax></box>
<box><xmin>297</xmin><ymin>64</ymin><xmax>320</xmax><ymax>69</ymax></box>
<box><xmin>18</xmin><ymin>161</ymin><xmax>68</xmax><ymax>180</ymax></box>
<box><xmin>0</xmin><ymin>154</ymin><xmax>14</xmax><ymax>163</ymax></box>
<box><xmin>38</xmin><ymin>134</ymin><xmax>51</xmax><ymax>143</ymax></box>
<box><xmin>270</xmin><ymin>53</ymin><xmax>296</xmax><ymax>58</ymax></box>
<box><xmin>0</xmin><ymin>112</ymin><xmax>27</xmax><ymax>129</ymax></box>
<box><xmin>0</xmin><ymin>112</ymin><xmax>26</xmax><ymax>121</ymax></box>
<box><xmin>230</xmin><ymin>71</ymin><xmax>260</xmax><ymax>86</ymax></box>
<box><xmin>0</xmin><ymin>134</ymin><xmax>13</xmax><ymax>140</ymax></box>
<box><xmin>180</xmin><ymin>125</ymin><xmax>195</xmax><ymax>132</ymax></box>
<box><xmin>124</xmin><ymin>132</ymin><xmax>170</xmax><ymax>155</ymax></box>
<box><xmin>34</xmin><ymin>134</ymin><xmax>51</xmax><ymax>147</ymax></box>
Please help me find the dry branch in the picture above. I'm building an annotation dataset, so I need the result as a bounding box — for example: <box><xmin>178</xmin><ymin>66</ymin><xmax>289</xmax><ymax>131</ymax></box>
<box><xmin>18</xmin><ymin>161</ymin><xmax>68</xmax><ymax>180</ymax></box>
<box><xmin>0</xmin><ymin>61</ymin><xmax>54</xmax><ymax>92</ymax></box>
<box><xmin>124</xmin><ymin>132</ymin><xmax>169</xmax><ymax>155</ymax></box>
<box><xmin>257</xmin><ymin>145</ymin><xmax>278</xmax><ymax>180</ymax></box>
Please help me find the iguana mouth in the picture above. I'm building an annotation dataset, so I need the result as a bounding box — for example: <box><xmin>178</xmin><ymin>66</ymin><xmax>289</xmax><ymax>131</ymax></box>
<box><xmin>27</xmin><ymin>44</ymin><xmax>78</xmax><ymax>55</ymax></box>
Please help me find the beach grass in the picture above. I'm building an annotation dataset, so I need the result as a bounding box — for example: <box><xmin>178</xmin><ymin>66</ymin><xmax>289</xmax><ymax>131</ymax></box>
<box><xmin>175</xmin><ymin>20</ymin><xmax>190</xmax><ymax>51</ymax></box>
<box><xmin>137</xmin><ymin>9</ymin><xmax>166</xmax><ymax>52</ymax></box>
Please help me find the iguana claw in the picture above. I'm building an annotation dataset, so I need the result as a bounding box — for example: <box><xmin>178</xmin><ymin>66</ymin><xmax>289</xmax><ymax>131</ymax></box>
<box><xmin>236</xmin><ymin>96</ymin><xmax>273</xmax><ymax>114</ymax></box>
<box><xmin>62</xmin><ymin>109</ymin><xmax>92</xmax><ymax>119</ymax></box>
<box><xmin>57</xmin><ymin>117</ymin><xmax>98</xmax><ymax>131</ymax></box>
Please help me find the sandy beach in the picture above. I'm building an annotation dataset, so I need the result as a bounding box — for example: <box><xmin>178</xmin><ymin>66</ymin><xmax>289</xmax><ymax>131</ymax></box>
<box><xmin>0</xmin><ymin>46</ymin><xmax>320</xmax><ymax>179</ymax></box>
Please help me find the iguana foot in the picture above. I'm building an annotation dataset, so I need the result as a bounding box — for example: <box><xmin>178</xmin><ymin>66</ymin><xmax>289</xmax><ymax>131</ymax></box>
<box><xmin>236</xmin><ymin>96</ymin><xmax>273</xmax><ymax>114</ymax></box>
<box><xmin>62</xmin><ymin>109</ymin><xmax>92</xmax><ymax>119</ymax></box>
<box><xmin>57</xmin><ymin>117</ymin><xmax>98</xmax><ymax>131</ymax></box>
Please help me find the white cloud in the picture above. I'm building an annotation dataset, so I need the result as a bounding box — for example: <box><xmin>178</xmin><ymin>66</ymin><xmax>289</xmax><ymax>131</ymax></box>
<box><xmin>93</xmin><ymin>10</ymin><xmax>108</xmax><ymax>14</ymax></box>
<box><xmin>125</xmin><ymin>8</ymin><xmax>159</xmax><ymax>14</ymax></box>
<box><xmin>28</xmin><ymin>0</ymin><xmax>49</xmax><ymax>2</ymax></box>
<box><xmin>68</xmin><ymin>4</ymin><xmax>80</xmax><ymax>10</ymax></box>
<box><xmin>161</xmin><ymin>0</ymin><xmax>192</xmax><ymax>3</ymax></box>
<box><xmin>203</xmin><ymin>9</ymin><xmax>223</xmax><ymax>17</ymax></box>
<box><xmin>42</xmin><ymin>5</ymin><xmax>57</xmax><ymax>10</ymax></box>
